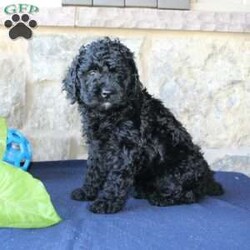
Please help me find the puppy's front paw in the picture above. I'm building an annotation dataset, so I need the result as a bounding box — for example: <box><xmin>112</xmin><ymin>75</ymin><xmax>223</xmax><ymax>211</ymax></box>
<box><xmin>89</xmin><ymin>199</ymin><xmax>124</xmax><ymax>214</ymax></box>
<box><xmin>71</xmin><ymin>188</ymin><xmax>96</xmax><ymax>201</ymax></box>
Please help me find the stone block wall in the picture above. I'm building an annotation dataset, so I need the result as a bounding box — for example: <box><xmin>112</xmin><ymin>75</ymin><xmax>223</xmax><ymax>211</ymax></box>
<box><xmin>0</xmin><ymin>7</ymin><xmax>249</xmax><ymax>174</ymax></box>
<box><xmin>191</xmin><ymin>0</ymin><xmax>250</xmax><ymax>12</ymax></box>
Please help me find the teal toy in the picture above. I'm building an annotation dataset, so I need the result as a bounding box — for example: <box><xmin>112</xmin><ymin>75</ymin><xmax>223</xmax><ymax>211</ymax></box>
<box><xmin>3</xmin><ymin>129</ymin><xmax>32</xmax><ymax>171</ymax></box>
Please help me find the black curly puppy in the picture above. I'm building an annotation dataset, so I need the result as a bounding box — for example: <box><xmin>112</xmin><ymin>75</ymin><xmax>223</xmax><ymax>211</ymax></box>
<box><xmin>63</xmin><ymin>37</ymin><xmax>224</xmax><ymax>214</ymax></box>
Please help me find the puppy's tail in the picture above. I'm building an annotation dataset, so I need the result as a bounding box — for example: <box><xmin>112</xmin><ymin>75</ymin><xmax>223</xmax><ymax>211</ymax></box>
<box><xmin>206</xmin><ymin>179</ymin><xmax>224</xmax><ymax>196</ymax></box>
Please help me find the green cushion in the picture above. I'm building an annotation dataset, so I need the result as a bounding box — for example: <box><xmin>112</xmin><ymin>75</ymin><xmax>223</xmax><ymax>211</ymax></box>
<box><xmin>0</xmin><ymin>161</ymin><xmax>61</xmax><ymax>228</ymax></box>
<box><xmin>0</xmin><ymin>118</ymin><xmax>61</xmax><ymax>228</ymax></box>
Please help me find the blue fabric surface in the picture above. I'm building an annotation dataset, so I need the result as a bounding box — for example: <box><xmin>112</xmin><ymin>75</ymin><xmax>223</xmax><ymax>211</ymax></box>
<box><xmin>1</xmin><ymin>160</ymin><xmax>250</xmax><ymax>250</ymax></box>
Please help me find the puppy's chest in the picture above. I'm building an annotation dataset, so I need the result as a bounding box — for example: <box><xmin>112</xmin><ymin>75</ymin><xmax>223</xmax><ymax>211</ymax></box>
<box><xmin>87</xmin><ymin>118</ymin><xmax>140</xmax><ymax>145</ymax></box>
<box><xmin>88</xmin><ymin>120</ymin><xmax>115</xmax><ymax>141</ymax></box>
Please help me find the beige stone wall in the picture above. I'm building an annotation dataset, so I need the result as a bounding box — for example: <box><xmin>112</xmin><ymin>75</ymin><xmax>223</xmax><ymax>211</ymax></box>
<box><xmin>0</xmin><ymin>7</ymin><xmax>249</xmax><ymax>174</ymax></box>
<box><xmin>191</xmin><ymin>0</ymin><xmax>250</xmax><ymax>12</ymax></box>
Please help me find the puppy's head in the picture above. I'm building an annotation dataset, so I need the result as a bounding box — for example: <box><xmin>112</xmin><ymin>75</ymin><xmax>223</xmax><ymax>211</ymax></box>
<box><xmin>63</xmin><ymin>37</ymin><xmax>142</xmax><ymax>111</ymax></box>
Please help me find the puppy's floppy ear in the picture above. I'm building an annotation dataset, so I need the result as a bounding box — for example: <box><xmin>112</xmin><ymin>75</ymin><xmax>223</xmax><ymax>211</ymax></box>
<box><xmin>63</xmin><ymin>45</ymin><xmax>86</xmax><ymax>104</ymax></box>
<box><xmin>116</xmin><ymin>41</ymin><xmax>142</xmax><ymax>95</ymax></box>
<box><xmin>126</xmin><ymin>54</ymin><xmax>143</xmax><ymax>97</ymax></box>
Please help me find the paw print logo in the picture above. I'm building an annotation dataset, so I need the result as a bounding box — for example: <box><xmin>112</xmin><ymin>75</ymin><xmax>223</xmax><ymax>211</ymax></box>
<box><xmin>4</xmin><ymin>14</ymin><xmax>37</xmax><ymax>40</ymax></box>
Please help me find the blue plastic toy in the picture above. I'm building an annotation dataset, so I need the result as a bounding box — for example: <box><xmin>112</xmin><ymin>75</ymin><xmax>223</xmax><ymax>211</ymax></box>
<box><xmin>3</xmin><ymin>129</ymin><xmax>32</xmax><ymax>171</ymax></box>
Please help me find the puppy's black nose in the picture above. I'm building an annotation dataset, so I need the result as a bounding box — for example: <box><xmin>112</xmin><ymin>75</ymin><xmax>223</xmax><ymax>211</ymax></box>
<box><xmin>101</xmin><ymin>90</ymin><xmax>112</xmax><ymax>99</ymax></box>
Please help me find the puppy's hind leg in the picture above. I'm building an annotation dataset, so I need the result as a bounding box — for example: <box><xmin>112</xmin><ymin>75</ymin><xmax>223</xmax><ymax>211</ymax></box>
<box><xmin>205</xmin><ymin>174</ymin><xmax>224</xmax><ymax>196</ymax></box>
<box><xmin>147</xmin><ymin>175</ymin><xmax>199</xmax><ymax>206</ymax></box>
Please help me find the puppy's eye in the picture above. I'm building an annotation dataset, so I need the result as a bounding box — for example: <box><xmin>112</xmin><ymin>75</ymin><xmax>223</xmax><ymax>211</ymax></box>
<box><xmin>89</xmin><ymin>70</ymin><xmax>98</xmax><ymax>76</ymax></box>
<box><xmin>89</xmin><ymin>64</ymin><xmax>100</xmax><ymax>74</ymax></box>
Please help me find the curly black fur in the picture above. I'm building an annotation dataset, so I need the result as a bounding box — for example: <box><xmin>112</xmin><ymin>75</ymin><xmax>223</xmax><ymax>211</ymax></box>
<box><xmin>63</xmin><ymin>37</ymin><xmax>224</xmax><ymax>214</ymax></box>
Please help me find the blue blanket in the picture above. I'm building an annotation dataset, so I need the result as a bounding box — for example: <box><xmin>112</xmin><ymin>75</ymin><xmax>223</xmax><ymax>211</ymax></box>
<box><xmin>1</xmin><ymin>160</ymin><xmax>250</xmax><ymax>250</ymax></box>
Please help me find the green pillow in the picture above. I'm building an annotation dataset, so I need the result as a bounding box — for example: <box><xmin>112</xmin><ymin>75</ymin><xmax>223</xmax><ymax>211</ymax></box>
<box><xmin>0</xmin><ymin>118</ymin><xmax>61</xmax><ymax>228</ymax></box>
<box><xmin>0</xmin><ymin>161</ymin><xmax>61</xmax><ymax>228</ymax></box>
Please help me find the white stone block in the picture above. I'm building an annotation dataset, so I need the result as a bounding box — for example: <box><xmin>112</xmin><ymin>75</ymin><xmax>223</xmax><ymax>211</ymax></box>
<box><xmin>0</xmin><ymin>39</ymin><xmax>27</xmax><ymax>128</ymax></box>
<box><xmin>29</xmin><ymin>35</ymin><xmax>94</xmax><ymax>82</ymax></box>
<box><xmin>24</xmin><ymin>82</ymin><xmax>82</xmax><ymax>132</ymax></box>
<box><xmin>36</xmin><ymin>7</ymin><xmax>76</xmax><ymax>27</ymax></box>
<box><xmin>27</xmin><ymin>133</ymin><xmax>72</xmax><ymax>161</ymax></box>
<box><xmin>148</xmin><ymin>37</ymin><xmax>250</xmax><ymax>147</ymax></box>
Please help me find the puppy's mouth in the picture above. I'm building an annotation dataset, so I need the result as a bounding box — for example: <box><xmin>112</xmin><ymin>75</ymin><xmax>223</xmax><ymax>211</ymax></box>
<box><xmin>85</xmin><ymin>99</ymin><xmax>113</xmax><ymax>111</ymax></box>
<box><xmin>84</xmin><ymin>93</ymin><xmax>125</xmax><ymax>111</ymax></box>
<box><xmin>101</xmin><ymin>102</ymin><xmax>112</xmax><ymax>110</ymax></box>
